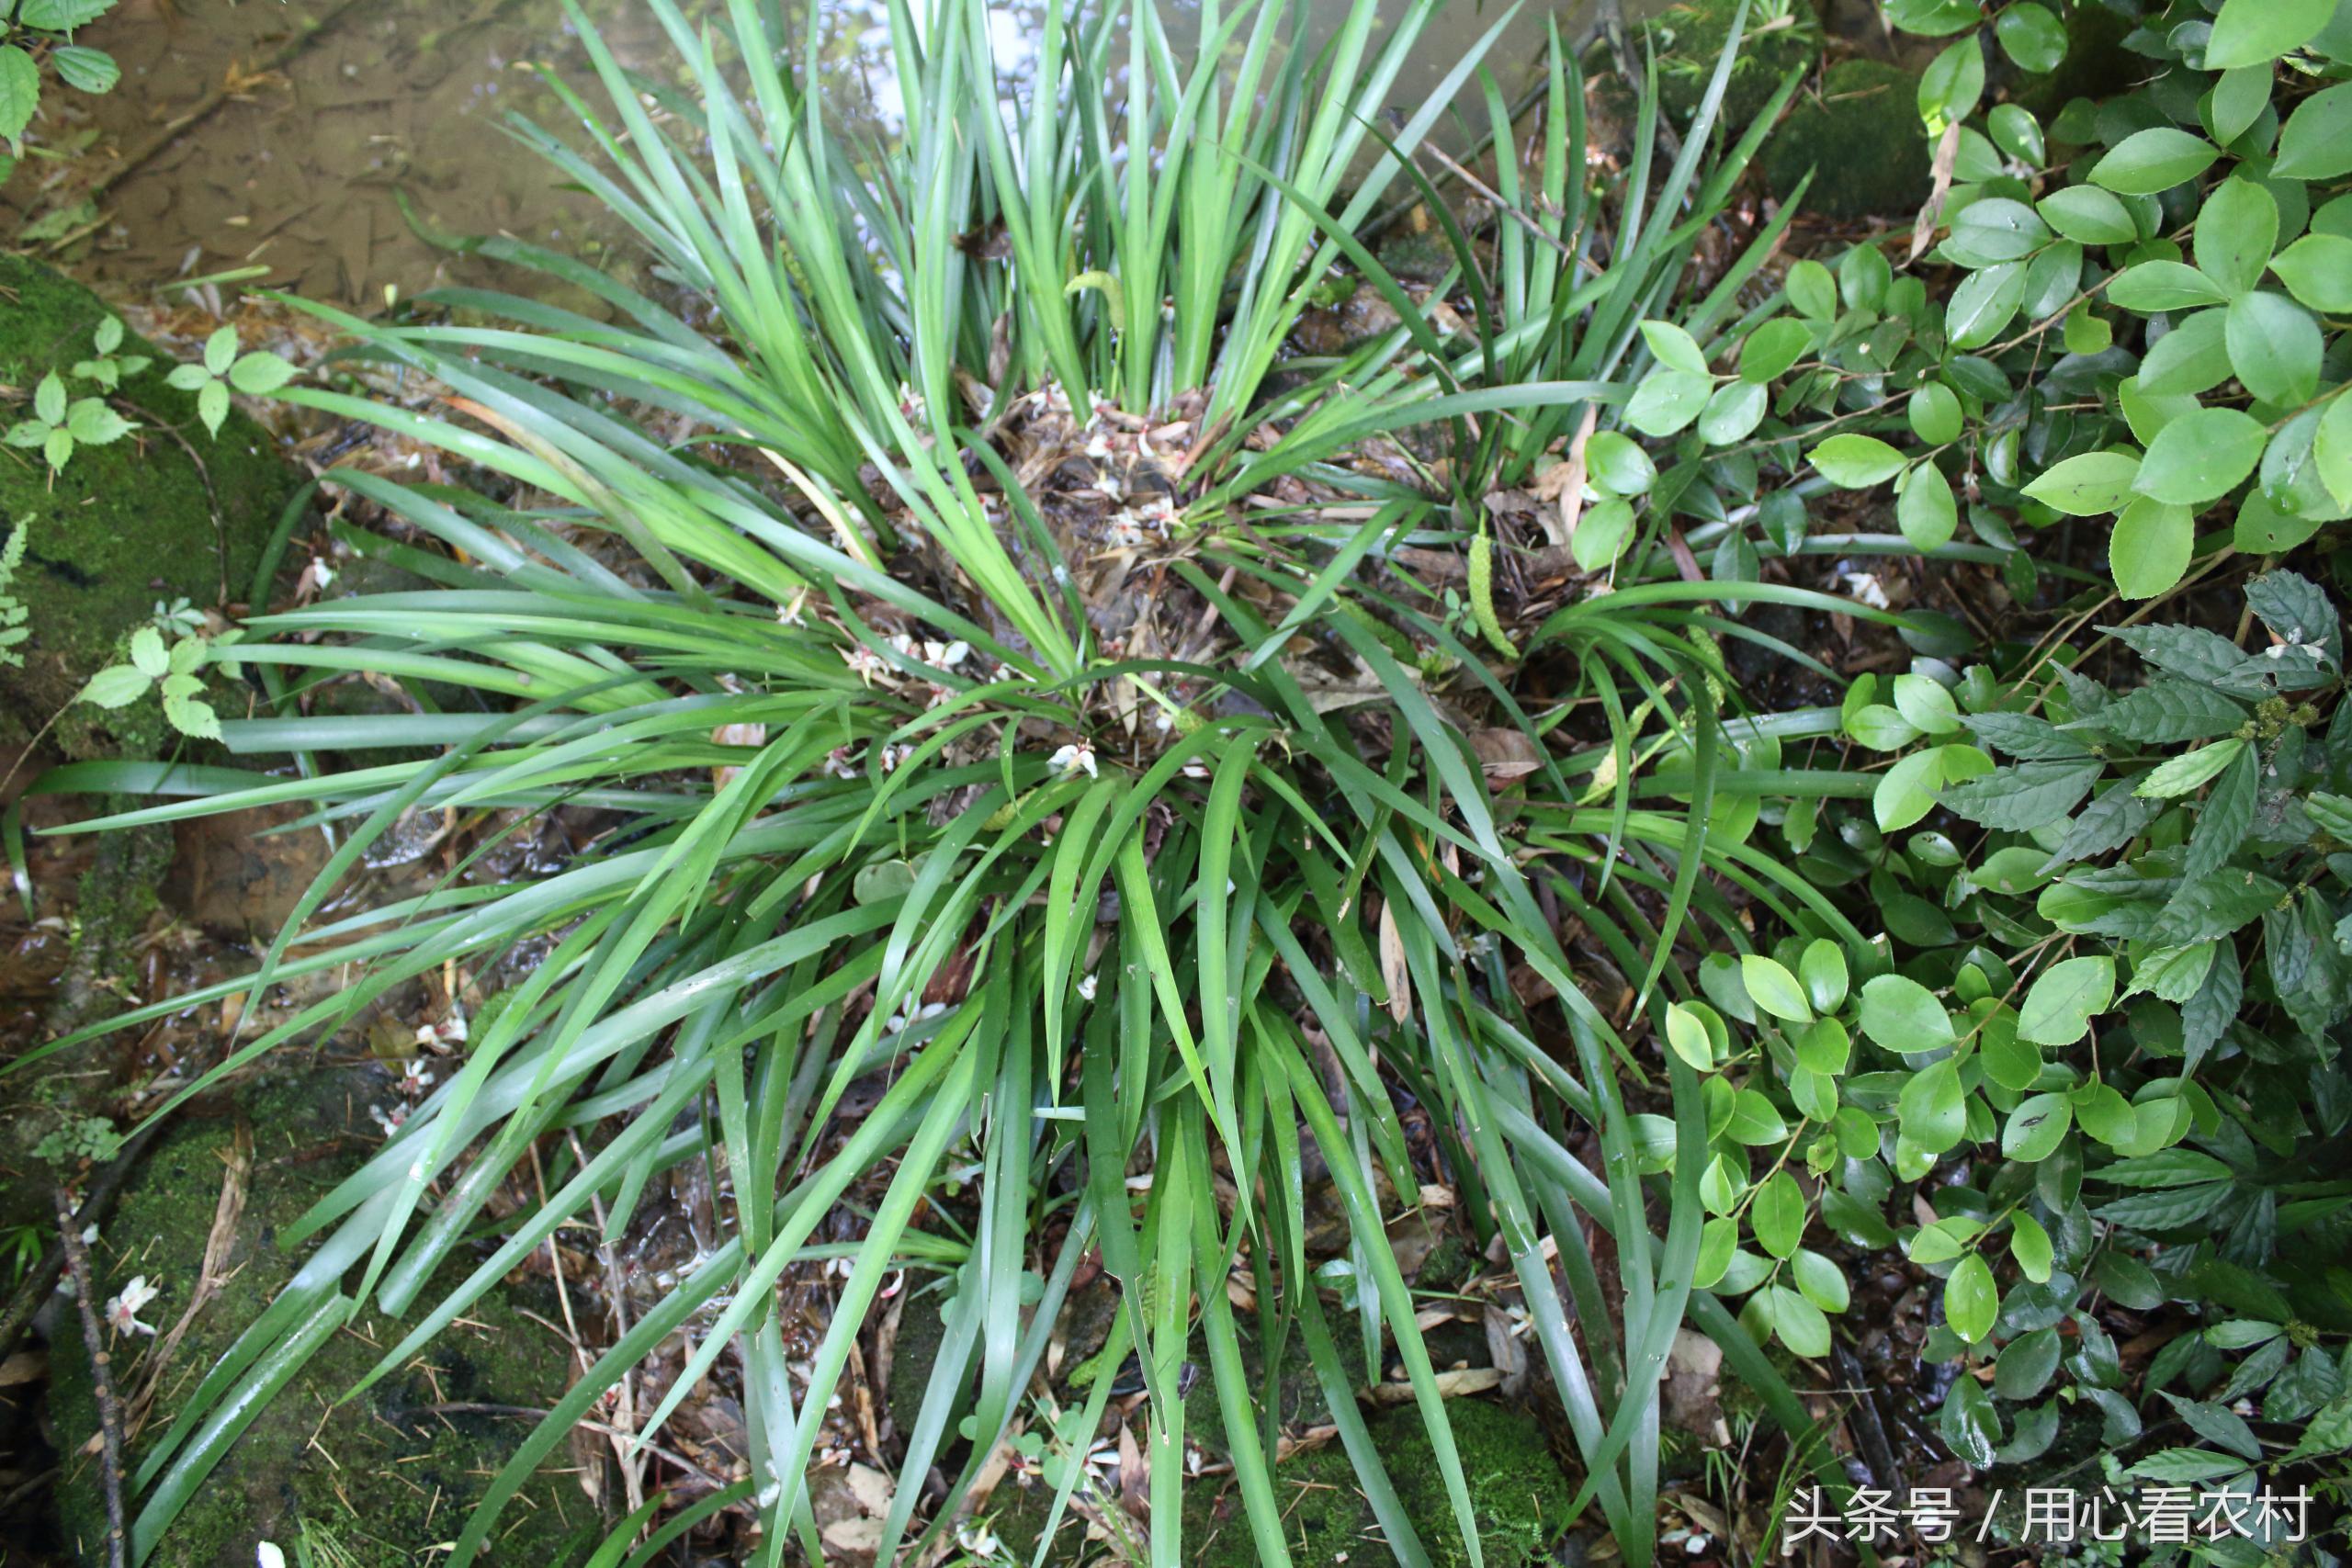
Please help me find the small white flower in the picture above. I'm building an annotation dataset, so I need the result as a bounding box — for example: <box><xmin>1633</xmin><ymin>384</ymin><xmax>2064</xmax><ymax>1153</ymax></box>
<box><xmin>957</xmin><ymin>1521</ymin><xmax>1001</xmax><ymax>1556</ymax></box>
<box><xmin>1077</xmin><ymin>974</ymin><xmax>1098</xmax><ymax>1001</ymax></box>
<box><xmin>399</xmin><ymin>1058</ymin><xmax>435</xmax><ymax>1095</ymax></box>
<box><xmin>79</xmin><ymin>1224</ymin><xmax>97</xmax><ymax>1246</ymax></box>
<box><xmin>434</xmin><ymin>1008</ymin><xmax>468</xmax><ymax>1046</ymax></box>
<box><xmin>775</xmin><ymin>592</ymin><xmax>809</xmax><ymax>626</ymax></box>
<box><xmin>258</xmin><ymin>1546</ymin><xmax>288</xmax><ymax>1568</ymax></box>
<box><xmin>105</xmin><ymin>1276</ymin><xmax>161</xmax><ymax>1337</ymax></box>
<box><xmin>372</xmin><ymin>1102</ymin><xmax>408</xmax><ymax>1137</ymax></box>
<box><xmin>924</xmin><ymin>638</ymin><xmax>970</xmax><ymax>670</ymax></box>
<box><xmin>1083</xmin><ymin>431</ymin><xmax>1115</xmax><ymax>461</ymax></box>
<box><xmin>1049</xmin><ymin>741</ymin><xmax>1097</xmax><ymax>778</ymax></box>
<box><xmin>824</xmin><ymin>746</ymin><xmax>858</xmax><ymax>779</ymax></box>
<box><xmin>841</xmin><ymin>644</ymin><xmax>888</xmax><ymax>684</ymax></box>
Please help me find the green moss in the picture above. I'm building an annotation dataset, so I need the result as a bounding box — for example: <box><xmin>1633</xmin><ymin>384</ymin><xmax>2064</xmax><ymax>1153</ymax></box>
<box><xmin>0</xmin><ymin>255</ymin><xmax>298</xmax><ymax>757</ymax></box>
<box><xmin>1761</xmin><ymin>61</ymin><xmax>1935</xmax><ymax>221</ymax></box>
<box><xmin>1184</xmin><ymin>1401</ymin><xmax>1573</xmax><ymax>1568</ymax></box>
<box><xmin>1182</xmin><ymin>1325</ymin><xmax>1329</xmax><ymax>1459</ymax></box>
<box><xmin>51</xmin><ymin>1070</ymin><xmax>599</xmax><ymax>1566</ymax></box>
<box><xmin>1652</xmin><ymin>0</ymin><xmax>1822</xmax><ymax>130</ymax></box>
<box><xmin>887</xmin><ymin>1281</ymin><xmax>957</xmax><ymax>1444</ymax></box>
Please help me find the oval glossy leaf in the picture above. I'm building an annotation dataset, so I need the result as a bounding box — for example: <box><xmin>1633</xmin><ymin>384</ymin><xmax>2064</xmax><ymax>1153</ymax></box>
<box><xmin>1945</xmin><ymin>1253</ymin><xmax>1999</xmax><ymax>1343</ymax></box>
<box><xmin>2132</xmin><ymin>406</ymin><xmax>2267</xmax><ymax>505</ymax></box>
<box><xmin>2089</xmin><ymin>128</ymin><xmax>2220</xmax><ymax>195</ymax></box>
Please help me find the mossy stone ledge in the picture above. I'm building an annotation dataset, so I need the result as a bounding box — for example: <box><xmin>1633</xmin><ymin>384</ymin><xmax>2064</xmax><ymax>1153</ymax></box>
<box><xmin>0</xmin><ymin>254</ymin><xmax>299</xmax><ymax>758</ymax></box>
<box><xmin>989</xmin><ymin>1395</ymin><xmax>1576</xmax><ymax>1566</ymax></box>
<box><xmin>51</xmin><ymin>1071</ymin><xmax>601</xmax><ymax>1567</ymax></box>
<box><xmin>1762</xmin><ymin>59</ymin><xmax>1936</xmax><ymax>221</ymax></box>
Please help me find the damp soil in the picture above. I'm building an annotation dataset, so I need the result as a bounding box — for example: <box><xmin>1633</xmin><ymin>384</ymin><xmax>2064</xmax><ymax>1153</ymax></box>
<box><xmin>6</xmin><ymin>0</ymin><xmax>1621</xmax><ymax>309</ymax></box>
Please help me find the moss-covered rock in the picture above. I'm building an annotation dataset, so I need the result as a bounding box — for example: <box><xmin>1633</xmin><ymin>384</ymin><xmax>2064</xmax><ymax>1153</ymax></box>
<box><xmin>51</xmin><ymin>1070</ymin><xmax>601</xmax><ymax>1567</ymax></box>
<box><xmin>994</xmin><ymin>1398</ymin><xmax>1573</xmax><ymax>1567</ymax></box>
<box><xmin>1762</xmin><ymin>60</ymin><xmax>1935</xmax><ymax>220</ymax></box>
<box><xmin>1185</xmin><ymin>1400</ymin><xmax>1575</xmax><ymax>1568</ymax></box>
<box><xmin>0</xmin><ymin>255</ymin><xmax>298</xmax><ymax>757</ymax></box>
<box><xmin>1653</xmin><ymin>0</ymin><xmax>1823</xmax><ymax>130</ymax></box>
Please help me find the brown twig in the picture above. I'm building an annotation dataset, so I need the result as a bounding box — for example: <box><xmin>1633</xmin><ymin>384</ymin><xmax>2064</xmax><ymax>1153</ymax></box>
<box><xmin>54</xmin><ymin>1188</ymin><xmax>128</xmax><ymax>1568</ymax></box>
<box><xmin>0</xmin><ymin>1117</ymin><xmax>170</xmax><ymax>1367</ymax></box>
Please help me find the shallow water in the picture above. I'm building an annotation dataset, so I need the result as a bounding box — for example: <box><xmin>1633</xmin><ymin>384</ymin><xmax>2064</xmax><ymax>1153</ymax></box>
<box><xmin>13</xmin><ymin>0</ymin><xmax>1617</xmax><ymax>308</ymax></box>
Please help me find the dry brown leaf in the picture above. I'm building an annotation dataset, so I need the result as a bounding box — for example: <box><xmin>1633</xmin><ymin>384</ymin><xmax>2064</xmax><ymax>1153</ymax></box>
<box><xmin>820</xmin><ymin>1517</ymin><xmax>886</xmax><ymax>1556</ymax></box>
<box><xmin>1371</xmin><ymin>1366</ymin><xmax>1502</xmax><ymax>1403</ymax></box>
<box><xmin>1467</xmin><ymin>728</ymin><xmax>1543</xmax><ymax>784</ymax></box>
<box><xmin>1909</xmin><ymin>120</ymin><xmax>1962</xmax><ymax>265</ymax></box>
<box><xmin>1545</xmin><ymin>404</ymin><xmax>1602</xmax><ymax>547</ymax></box>
<box><xmin>1485</xmin><ymin>1303</ymin><xmax>1530</xmax><ymax>1399</ymax></box>
<box><xmin>844</xmin><ymin>1461</ymin><xmax>894</xmax><ymax>1517</ymax></box>
<box><xmin>1378</xmin><ymin>898</ymin><xmax>1410</xmax><ymax>1025</ymax></box>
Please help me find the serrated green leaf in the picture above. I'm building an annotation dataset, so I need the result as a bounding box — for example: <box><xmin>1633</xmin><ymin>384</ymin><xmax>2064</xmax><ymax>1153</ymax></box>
<box><xmin>0</xmin><ymin>47</ymin><xmax>38</xmax><ymax>147</ymax></box>
<box><xmin>2138</xmin><ymin>739</ymin><xmax>2246</xmax><ymax>798</ymax></box>
<box><xmin>2087</xmin><ymin>679</ymin><xmax>2248</xmax><ymax>743</ymax></box>
<box><xmin>1939</xmin><ymin>760</ymin><xmax>2104</xmax><ymax>830</ymax></box>
<box><xmin>227</xmin><ymin>351</ymin><xmax>297</xmax><ymax>397</ymax></box>
<box><xmin>77</xmin><ymin>664</ymin><xmax>151</xmax><ymax>708</ymax></box>
<box><xmin>50</xmin><ymin>44</ymin><xmax>119</xmax><ymax>95</ymax></box>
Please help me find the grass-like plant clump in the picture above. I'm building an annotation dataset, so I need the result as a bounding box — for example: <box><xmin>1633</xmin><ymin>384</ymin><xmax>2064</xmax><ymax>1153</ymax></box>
<box><xmin>21</xmin><ymin>0</ymin><xmax>2352</xmax><ymax>1561</ymax></box>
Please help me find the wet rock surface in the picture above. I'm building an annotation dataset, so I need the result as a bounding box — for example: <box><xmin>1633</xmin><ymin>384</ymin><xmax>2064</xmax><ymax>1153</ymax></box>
<box><xmin>49</xmin><ymin>1069</ymin><xmax>600</xmax><ymax>1567</ymax></box>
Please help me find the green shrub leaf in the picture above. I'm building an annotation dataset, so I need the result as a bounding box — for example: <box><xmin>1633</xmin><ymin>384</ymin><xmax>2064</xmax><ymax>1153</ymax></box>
<box><xmin>2023</xmin><ymin>450</ymin><xmax>2140</xmax><ymax>514</ymax></box>
<box><xmin>2089</xmin><ymin>128</ymin><xmax>2220</xmax><ymax>195</ymax></box>
<box><xmin>1809</xmin><ymin>434</ymin><xmax>1907</xmax><ymax>489</ymax></box>
<box><xmin>1944</xmin><ymin>1254</ymin><xmax>1999</xmax><ymax>1342</ymax></box>
<box><xmin>2018</xmin><ymin>955</ymin><xmax>2116</xmax><ymax>1045</ymax></box>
